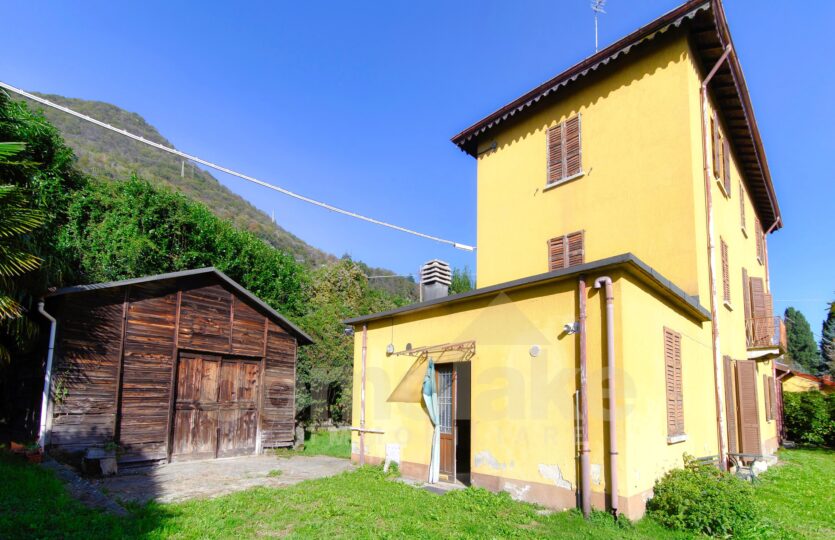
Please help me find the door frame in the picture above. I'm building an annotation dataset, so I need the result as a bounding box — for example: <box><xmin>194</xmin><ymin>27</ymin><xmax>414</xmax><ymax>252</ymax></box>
<box><xmin>435</xmin><ymin>363</ymin><xmax>457</xmax><ymax>481</ymax></box>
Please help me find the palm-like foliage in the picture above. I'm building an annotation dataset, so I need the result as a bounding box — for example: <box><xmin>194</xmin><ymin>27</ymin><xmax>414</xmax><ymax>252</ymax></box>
<box><xmin>0</xmin><ymin>142</ymin><xmax>45</xmax><ymax>321</ymax></box>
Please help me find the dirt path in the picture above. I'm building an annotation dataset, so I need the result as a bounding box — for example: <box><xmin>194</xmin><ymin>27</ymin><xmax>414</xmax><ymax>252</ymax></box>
<box><xmin>93</xmin><ymin>454</ymin><xmax>353</xmax><ymax>504</ymax></box>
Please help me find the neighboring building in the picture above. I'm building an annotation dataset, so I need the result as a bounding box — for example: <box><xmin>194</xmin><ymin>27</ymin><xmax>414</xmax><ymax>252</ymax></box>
<box><xmin>777</xmin><ymin>365</ymin><xmax>835</xmax><ymax>395</ymax></box>
<box><xmin>39</xmin><ymin>268</ymin><xmax>312</xmax><ymax>465</ymax></box>
<box><xmin>347</xmin><ymin>0</ymin><xmax>784</xmax><ymax>519</ymax></box>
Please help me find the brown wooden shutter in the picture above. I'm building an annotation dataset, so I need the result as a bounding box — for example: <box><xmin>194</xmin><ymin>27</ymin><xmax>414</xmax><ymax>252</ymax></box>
<box><xmin>722</xmin><ymin>138</ymin><xmax>731</xmax><ymax>195</ymax></box>
<box><xmin>742</xmin><ymin>268</ymin><xmax>751</xmax><ymax>320</ymax></box>
<box><xmin>768</xmin><ymin>376</ymin><xmax>777</xmax><ymax>420</ymax></box>
<box><xmin>711</xmin><ymin>115</ymin><xmax>720</xmax><ymax>177</ymax></box>
<box><xmin>664</xmin><ymin>328</ymin><xmax>684</xmax><ymax>437</ymax></box>
<box><xmin>755</xmin><ymin>218</ymin><xmax>764</xmax><ymax>262</ymax></box>
<box><xmin>548</xmin><ymin>231</ymin><xmax>583</xmax><ymax>271</ymax></box>
<box><xmin>724</xmin><ymin>356</ymin><xmax>739</xmax><ymax>453</ymax></box>
<box><xmin>567</xmin><ymin>231</ymin><xmax>584</xmax><ymax>267</ymax></box>
<box><xmin>721</xmin><ymin>238</ymin><xmax>730</xmax><ymax>303</ymax></box>
<box><xmin>739</xmin><ymin>182</ymin><xmax>746</xmax><ymax>231</ymax></box>
<box><xmin>736</xmin><ymin>360</ymin><xmax>762</xmax><ymax>454</ymax></box>
<box><xmin>750</xmin><ymin>276</ymin><xmax>767</xmax><ymax>344</ymax></box>
<box><xmin>547</xmin><ymin>124</ymin><xmax>564</xmax><ymax>184</ymax></box>
<box><xmin>547</xmin><ymin>236</ymin><xmax>566</xmax><ymax>271</ymax></box>
<box><xmin>564</xmin><ymin>115</ymin><xmax>582</xmax><ymax>177</ymax></box>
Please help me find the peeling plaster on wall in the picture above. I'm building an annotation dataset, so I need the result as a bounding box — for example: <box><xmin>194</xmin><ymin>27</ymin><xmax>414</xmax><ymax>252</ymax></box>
<box><xmin>537</xmin><ymin>464</ymin><xmax>572</xmax><ymax>490</ymax></box>
<box><xmin>475</xmin><ymin>451</ymin><xmax>513</xmax><ymax>471</ymax></box>
<box><xmin>503</xmin><ymin>482</ymin><xmax>531</xmax><ymax>502</ymax></box>
<box><xmin>591</xmin><ymin>464</ymin><xmax>603</xmax><ymax>485</ymax></box>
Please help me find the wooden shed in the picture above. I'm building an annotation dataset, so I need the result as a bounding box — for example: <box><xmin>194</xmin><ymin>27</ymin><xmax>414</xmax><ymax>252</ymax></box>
<box><xmin>40</xmin><ymin>268</ymin><xmax>312</xmax><ymax>464</ymax></box>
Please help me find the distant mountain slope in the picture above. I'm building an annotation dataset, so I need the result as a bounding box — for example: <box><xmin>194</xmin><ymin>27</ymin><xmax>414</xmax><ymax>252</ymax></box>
<box><xmin>23</xmin><ymin>92</ymin><xmax>418</xmax><ymax>300</ymax></box>
<box><xmin>26</xmin><ymin>93</ymin><xmax>337</xmax><ymax>267</ymax></box>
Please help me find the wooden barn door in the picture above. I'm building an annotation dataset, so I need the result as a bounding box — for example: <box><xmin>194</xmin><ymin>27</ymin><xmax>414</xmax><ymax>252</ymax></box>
<box><xmin>172</xmin><ymin>353</ymin><xmax>261</xmax><ymax>460</ymax></box>
<box><xmin>436</xmin><ymin>364</ymin><xmax>456</xmax><ymax>481</ymax></box>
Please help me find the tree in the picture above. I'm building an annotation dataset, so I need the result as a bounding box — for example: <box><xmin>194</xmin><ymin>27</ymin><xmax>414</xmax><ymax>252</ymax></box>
<box><xmin>821</xmin><ymin>300</ymin><xmax>835</xmax><ymax>376</ymax></box>
<box><xmin>784</xmin><ymin>307</ymin><xmax>821</xmax><ymax>373</ymax></box>
<box><xmin>449</xmin><ymin>266</ymin><xmax>474</xmax><ymax>295</ymax></box>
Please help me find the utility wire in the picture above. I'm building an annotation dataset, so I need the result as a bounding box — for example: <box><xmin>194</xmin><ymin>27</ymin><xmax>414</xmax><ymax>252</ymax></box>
<box><xmin>0</xmin><ymin>81</ymin><xmax>476</xmax><ymax>252</ymax></box>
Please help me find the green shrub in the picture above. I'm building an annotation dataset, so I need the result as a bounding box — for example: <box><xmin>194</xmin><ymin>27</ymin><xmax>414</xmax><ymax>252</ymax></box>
<box><xmin>782</xmin><ymin>391</ymin><xmax>834</xmax><ymax>446</ymax></box>
<box><xmin>647</xmin><ymin>455</ymin><xmax>769</xmax><ymax>538</ymax></box>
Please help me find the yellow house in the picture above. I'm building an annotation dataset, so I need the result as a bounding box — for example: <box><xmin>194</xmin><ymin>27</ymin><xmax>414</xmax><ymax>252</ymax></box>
<box><xmin>346</xmin><ymin>0</ymin><xmax>784</xmax><ymax>519</ymax></box>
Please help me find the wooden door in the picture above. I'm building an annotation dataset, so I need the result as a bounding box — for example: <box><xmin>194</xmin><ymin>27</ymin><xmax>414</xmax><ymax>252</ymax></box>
<box><xmin>436</xmin><ymin>364</ymin><xmax>456</xmax><ymax>480</ymax></box>
<box><xmin>172</xmin><ymin>353</ymin><xmax>221</xmax><ymax>460</ymax></box>
<box><xmin>172</xmin><ymin>353</ymin><xmax>261</xmax><ymax>460</ymax></box>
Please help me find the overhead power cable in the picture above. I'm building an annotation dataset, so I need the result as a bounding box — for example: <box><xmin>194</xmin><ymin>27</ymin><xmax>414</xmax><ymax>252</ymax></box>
<box><xmin>0</xmin><ymin>81</ymin><xmax>475</xmax><ymax>251</ymax></box>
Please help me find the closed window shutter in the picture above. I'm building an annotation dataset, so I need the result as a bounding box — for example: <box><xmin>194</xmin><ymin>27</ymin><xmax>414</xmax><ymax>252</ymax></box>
<box><xmin>768</xmin><ymin>376</ymin><xmax>777</xmax><ymax>420</ymax></box>
<box><xmin>755</xmin><ymin>218</ymin><xmax>764</xmax><ymax>262</ymax></box>
<box><xmin>722</xmin><ymin>139</ymin><xmax>731</xmax><ymax>195</ymax></box>
<box><xmin>567</xmin><ymin>231</ymin><xmax>584</xmax><ymax>267</ymax></box>
<box><xmin>739</xmin><ymin>182</ymin><xmax>746</xmax><ymax>231</ymax></box>
<box><xmin>547</xmin><ymin>124</ymin><xmax>564</xmax><ymax>184</ymax></box>
<box><xmin>724</xmin><ymin>356</ymin><xmax>739</xmax><ymax>453</ymax></box>
<box><xmin>721</xmin><ymin>238</ymin><xmax>730</xmax><ymax>303</ymax></box>
<box><xmin>750</xmin><ymin>276</ymin><xmax>768</xmax><ymax>343</ymax></box>
<box><xmin>711</xmin><ymin>115</ymin><xmax>720</xmax><ymax>178</ymax></box>
<box><xmin>548</xmin><ymin>231</ymin><xmax>584</xmax><ymax>271</ymax></box>
<box><xmin>664</xmin><ymin>328</ymin><xmax>684</xmax><ymax>437</ymax></box>
<box><xmin>547</xmin><ymin>236</ymin><xmax>566</xmax><ymax>271</ymax></box>
<box><xmin>742</xmin><ymin>268</ymin><xmax>751</xmax><ymax>320</ymax></box>
<box><xmin>564</xmin><ymin>115</ymin><xmax>582</xmax><ymax>177</ymax></box>
<box><xmin>736</xmin><ymin>360</ymin><xmax>762</xmax><ymax>454</ymax></box>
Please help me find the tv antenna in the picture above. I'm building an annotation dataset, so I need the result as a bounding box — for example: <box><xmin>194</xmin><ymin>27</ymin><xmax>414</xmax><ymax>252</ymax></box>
<box><xmin>591</xmin><ymin>0</ymin><xmax>607</xmax><ymax>53</ymax></box>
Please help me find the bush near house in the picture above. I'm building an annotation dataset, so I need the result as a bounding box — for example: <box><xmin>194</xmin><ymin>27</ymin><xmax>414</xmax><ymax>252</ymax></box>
<box><xmin>782</xmin><ymin>391</ymin><xmax>835</xmax><ymax>447</ymax></box>
<box><xmin>646</xmin><ymin>455</ymin><xmax>771</xmax><ymax>538</ymax></box>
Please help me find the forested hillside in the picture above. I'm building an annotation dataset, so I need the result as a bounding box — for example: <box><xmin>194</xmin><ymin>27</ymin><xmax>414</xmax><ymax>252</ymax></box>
<box><xmin>0</xmin><ymin>93</ymin><xmax>408</xmax><ymax>432</ymax></box>
<box><xmin>25</xmin><ymin>93</ymin><xmax>418</xmax><ymax>300</ymax></box>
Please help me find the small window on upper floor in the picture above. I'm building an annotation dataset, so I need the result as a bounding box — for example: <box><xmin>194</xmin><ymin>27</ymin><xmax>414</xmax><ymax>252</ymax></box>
<box><xmin>547</xmin><ymin>231</ymin><xmax>584</xmax><ymax>271</ymax></box>
<box><xmin>712</xmin><ymin>113</ymin><xmax>731</xmax><ymax>197</ymax></box>
<box><xmin>546</xmin><ymin>114</ymin><xmax>582</xmax><ymax>188</ymax></box>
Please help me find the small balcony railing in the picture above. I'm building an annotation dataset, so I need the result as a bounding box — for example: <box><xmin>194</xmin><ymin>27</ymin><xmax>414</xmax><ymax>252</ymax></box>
<box><xmin>745</xmin><ymin>316</ymin><xmax>786</xmax><ymax>351</ymax></box>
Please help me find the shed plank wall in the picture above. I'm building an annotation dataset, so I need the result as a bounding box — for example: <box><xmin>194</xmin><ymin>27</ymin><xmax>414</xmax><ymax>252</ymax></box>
<box><xmin>48</xmin><ymin>276</ymin><xmax>298</xmax><ymax>460</ymax></box>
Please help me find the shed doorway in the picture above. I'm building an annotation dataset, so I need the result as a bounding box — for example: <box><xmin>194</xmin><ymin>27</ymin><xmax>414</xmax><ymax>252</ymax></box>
<box><xmin>435</xmin><ymin>362</ymin><xmax>471</xmax><ymax>485</ymax></box>
<box><xmin>171</xmin><ymin>352</ymin><xmax>261</xmax><ymax>461</ymax></box>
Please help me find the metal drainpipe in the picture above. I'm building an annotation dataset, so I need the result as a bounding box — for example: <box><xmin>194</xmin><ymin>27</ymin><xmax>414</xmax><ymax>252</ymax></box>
<box><xmin>700</xmin><ymin>44</ymin><xmax>732</xmax><ymax>470</ymax></box>
<box><xmin>360</xmin><ymin>324</ymin><xmax>367</xmax><ymax>465</ymax></box>
<box><xmin>594</xmin><ymin>277</ymin><xmax>618</xmax><ymax>517</ymax></box>
<box><xmin>37</xmin><ymin>301</ymin><xmax>57</xmax><ymax>449</ymax></box>
<box><xmin>578</xmin><ymin>277</ymin><xmax>591</xmax><ymax>518</ymax></box>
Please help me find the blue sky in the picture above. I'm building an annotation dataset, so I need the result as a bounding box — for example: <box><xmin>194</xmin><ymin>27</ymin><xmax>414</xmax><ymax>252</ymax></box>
<box><xmin>4</xmin><ymin>1</ymin><xmax>833</xmax><ymax>337</ymax></box>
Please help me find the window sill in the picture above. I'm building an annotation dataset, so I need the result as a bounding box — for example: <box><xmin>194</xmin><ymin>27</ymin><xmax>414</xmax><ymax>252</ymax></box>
<box><xmin>723</xmin><ymin>301</ymin><xmax>734</xmax><ymax>311</ymax></box>
<box><xmin>544</xmin><ymin>171</ymin><xmax>585</xmax><ymax>191</ymax></box>
<box><xmin>741</xmin><ymin>226</ymin><xmax>748</xmax><ymax>238</ymax></box>
<box><xmin>667</xmin><ymin>434</ymin><xmax>688</xmax><ymax>445</ymax></box>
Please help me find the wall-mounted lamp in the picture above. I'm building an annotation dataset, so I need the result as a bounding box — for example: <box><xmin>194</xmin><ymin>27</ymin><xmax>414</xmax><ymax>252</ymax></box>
<box><xmin>344</xmin><ymin>326</ymin><xmax>355</xmax><ymax>337</ymax></box>
<box><xmin>386</xmin><ymin>343</ymin><xmax>395</xmax><ymax>355</ymax></box>
<box><xmin>563</xmin><ymin>322</ymin><xmax>579</xmax><ymax>335</ymax></box>
<box><xmin>529</xmin><ymin>345</ymin><xmax>541</xmax><ymax>357</ymax></box>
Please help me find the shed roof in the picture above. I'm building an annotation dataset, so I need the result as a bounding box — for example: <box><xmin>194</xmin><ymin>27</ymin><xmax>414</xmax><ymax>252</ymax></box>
<box><xmin>450</xmin><ymin>0</ymin><xmax>780</xmax><ymax>229</ymax></box>
<box><xmin>345</xmin><ymin>253</ymin><xmax>710</xmax><ymax>326</ymax></box>
<box><xmin>48</xmin><ymin>267</ymin><xmax>313</xmax><ymax>345</ymax></box>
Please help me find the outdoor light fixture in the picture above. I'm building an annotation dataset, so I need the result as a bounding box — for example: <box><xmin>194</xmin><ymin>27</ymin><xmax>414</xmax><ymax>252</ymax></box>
<box><xmin>386</xmin><ymin>343</ymin><xmax>395</xmax><ymax>355</ymax></box>
<box><xmin>563</xmin><ymin>322</ymin><xmax>579</xmax><ymax>335</ymax></box>
<box><xmin>344</xmin><ymin>326</ymin><xmax>355</xmax><ymax>337</ymax></box>
<box><xmin>529</xmin><ymin>345</ymin><xmax>541</xmax><ymax>357</ymax></box>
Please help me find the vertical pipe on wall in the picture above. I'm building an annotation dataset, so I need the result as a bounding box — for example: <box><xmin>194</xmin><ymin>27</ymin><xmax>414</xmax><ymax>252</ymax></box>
<box><xmin>37</xmin><ymin>301</ymin><xmax>57</xmax><ymax>449</ymax></box>
<box><xmin>578</xmin><ymin>277</ymin><xmax>591</xmax><ymax>518</ymax></box>
<box><xmin>594</xmin><ymin>277</ymin><xmax>618</xmax><ymax>517</ymax></box>
<box><xmin>360</xmin><ymin>324</ymin><xmax>368</xmax><ymax>465</ymax></box>
<box><xmin>700</xmin><ymin>44</ymin><xmax>733</xmax><ymax>470</ymax></box>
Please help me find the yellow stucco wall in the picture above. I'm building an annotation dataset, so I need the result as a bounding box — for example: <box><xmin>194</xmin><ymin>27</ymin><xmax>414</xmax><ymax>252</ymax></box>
<box><xmin>351</xmin><ymin>270</ymin><xmax>715</xmax><ymax>515</ymax></box>
<box><xmin>475</xmin><ymin>33</ymin><xmax>700</xmax><ymax>296</ymax></box>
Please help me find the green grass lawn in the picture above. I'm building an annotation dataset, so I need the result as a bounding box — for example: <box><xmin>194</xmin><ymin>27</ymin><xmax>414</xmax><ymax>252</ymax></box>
<box><xmin>0</xmin><ymin>448</ymin><xmax>832</xmax><ymax>539</ymax></box>
<box><xmin>300</xmin><ymin>429</ymin><xmax>351</xmax><ymax>459</ymax></box>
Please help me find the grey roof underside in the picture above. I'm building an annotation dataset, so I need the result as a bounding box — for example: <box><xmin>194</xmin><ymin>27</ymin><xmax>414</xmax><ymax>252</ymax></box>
<box><xmin>345</xmin><ymin>253</ymin><xmax>710</xmax><ymax>325</ymax></box>
<box><xmin>48</xmin><ymin>267</ymin><xmax>313</xmax><ymax>345</ymax></box>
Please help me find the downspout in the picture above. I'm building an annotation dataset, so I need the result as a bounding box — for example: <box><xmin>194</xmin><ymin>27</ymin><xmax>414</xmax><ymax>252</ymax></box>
<box><xmin>37</xmin><ymin>301</ymin><xmax>57</xmax><ymax>449</ymax></box>
<box><xmin>578</xmin><ymin>277</ymin><xmax>591</xmax><ymax>518</ymax></box>
<box><xmin>360</xmin><ymin>324</ymin><xmax>367</xmax><ymax>465</ymax></box>
<box><xmin>700</xmin><ymin>44</ymin><xmax>732</xmax><ymax>470</ymax></box>
<box><xmin>594</xmin><ymin>277</ymin><xmax>618</xmax><ymax>517</ymax></box>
